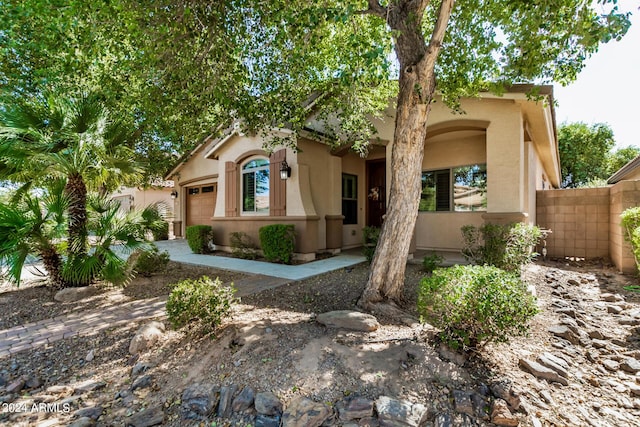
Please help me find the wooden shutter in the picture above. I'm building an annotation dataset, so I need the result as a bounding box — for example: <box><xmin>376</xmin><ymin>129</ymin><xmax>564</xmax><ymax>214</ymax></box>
<box><xmin>269</xmin><ymin>149</ymin><xmax>287</xmax><ymax>216</ymax></box>
<box><xmin>225</xmin><ymin>161</ymin><xmax>238</xmax><ymax>217</ymax></box>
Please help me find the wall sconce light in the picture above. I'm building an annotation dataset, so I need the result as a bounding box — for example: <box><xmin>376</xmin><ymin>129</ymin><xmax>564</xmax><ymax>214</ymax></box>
<box><xmin>280</xmin><ymin>160</ymin><xmax>291</xmax><ymax>180</ymax></box>
<box><xmin>170</xmin><ymin>190</ymin><xmax>179</xmax><ymax>199</ymax></box>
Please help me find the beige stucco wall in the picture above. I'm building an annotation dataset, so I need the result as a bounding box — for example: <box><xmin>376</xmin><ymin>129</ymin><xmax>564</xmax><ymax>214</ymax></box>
<box><xmin>112</xmin><ymin>187</ymin><xmax>174</xmax><ymax>215</ymax></box>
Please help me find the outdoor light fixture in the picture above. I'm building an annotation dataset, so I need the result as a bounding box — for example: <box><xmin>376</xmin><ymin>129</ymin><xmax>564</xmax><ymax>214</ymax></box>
<box><xmin>280</xmin><ymin>160</ymin><xmax>291</xmax><ymax>180</ymax></box>
<box><xmin>170</xmin><ymin>190</ymin><xmax>179</xmax><ymax>199</ymax></box>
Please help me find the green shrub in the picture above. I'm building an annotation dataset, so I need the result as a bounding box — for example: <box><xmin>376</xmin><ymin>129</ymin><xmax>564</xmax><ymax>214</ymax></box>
<box><xmin>621</xmin><ymin>207</ymin><xmax>640</xmax><ymax>273</ymax></box>
<box><xmin>166</xmin><ymin>276</ymin><xmax>236</xmax><ymax>334</ymax></box>
<box><xmin>152</xmin><ymin>221</ymin><xmax>169</xmax><ymax>241</ymax></box>
<box><xmin>229</xmin><ymin>231</ymin><xmax>257</xmax><ymax>260</ymax></box>
<box><xmin>422</xmin><ymin>252</ymin><xmax>444</xmax><ymax>273</ymax></box>
<box><xmin>362</xmin><ymin>226</ymin><xmax>381</xmax><ymax>263</ymax></box>
<box><xmin>259</xmin><ymin>224</ymin><xmax>295</xmax><ymax>264</ymax></box>
<box><xmin>134</xmin><ymin>245</ymin><xmax>170</xmax><ymax>277</ymax></box>
<box><xmin>186</xmin><ymin>225</ymin><xmax>213</xmax><ymax>254</ymax></box>
<box><xmin>461</xmin><ymin>223</ymin><xmax>544</xmax><ymax>272</ymax></box>
<box><xmin>418</xmin><ymin>265</ymin><xmax>539</xmax><ymax>351</ymax></box>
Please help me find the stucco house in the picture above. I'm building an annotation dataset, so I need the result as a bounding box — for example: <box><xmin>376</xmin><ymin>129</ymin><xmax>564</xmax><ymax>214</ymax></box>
<box><xmin>607</xmin><ymin>154</ymin><xmax>640</xmax><ymax>185</ymax></box>
<box><xmin>166</xmin><ymin>85</ymin><xmax>560</xmax><ymax>260</ymax></box>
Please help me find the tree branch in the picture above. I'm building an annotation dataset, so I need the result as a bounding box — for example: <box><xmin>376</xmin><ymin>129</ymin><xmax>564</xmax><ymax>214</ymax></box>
<box><xmin>418</xmin><ymin>0</ymin><xmax>455</xmax><ymax>71</ymax></box>
<box><xmin>356</xmin><ymin>0</ymin><xmax>388</xmax><ymax>18</ymax></box>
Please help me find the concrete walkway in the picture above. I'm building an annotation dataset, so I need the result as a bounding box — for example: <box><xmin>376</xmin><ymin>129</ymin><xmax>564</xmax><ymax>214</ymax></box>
<box><xmin>154</xmin><ymin>239</ymin><xmax>366</xmax><ymax>281</ymax></box>
<box><xmin>0</xmin><ymin>242</ymin><xmax>365</xmax><ymax>359</ymax></box>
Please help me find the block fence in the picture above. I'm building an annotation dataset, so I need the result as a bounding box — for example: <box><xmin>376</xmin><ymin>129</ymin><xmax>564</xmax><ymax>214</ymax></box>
<box><xmin>536</xmin><ymin>180</ymin><xmax>640</xmax><ymax>273</ymax></box>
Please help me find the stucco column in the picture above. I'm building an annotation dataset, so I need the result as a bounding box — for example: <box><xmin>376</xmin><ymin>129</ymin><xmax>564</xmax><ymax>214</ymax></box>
<box><xmin>486</xmin><ymin>109</ymin><xmax>524</xmax><ymax>214</ymax></box>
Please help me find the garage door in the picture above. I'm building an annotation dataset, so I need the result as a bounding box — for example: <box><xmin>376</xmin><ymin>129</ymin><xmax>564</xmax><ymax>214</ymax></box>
<box><xmin>186</xmin><ymin>184</ymin><xmax>217</xmax><ymax>226</ymax></box>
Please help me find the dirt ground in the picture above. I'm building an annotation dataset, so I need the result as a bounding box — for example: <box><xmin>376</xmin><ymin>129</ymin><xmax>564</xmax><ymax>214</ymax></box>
<box><xmin>1</xmin><ymin>258</ymin><xmax>639</xmax><ymax>426</ymax></box>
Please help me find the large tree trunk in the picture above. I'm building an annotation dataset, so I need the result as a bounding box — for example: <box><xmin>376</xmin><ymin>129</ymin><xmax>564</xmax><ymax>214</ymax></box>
<box><xmin>65</xmin><ymin>172</ymin><xmax>88</xmax><ymax>258</ymax></box>
<box><xmin>358</xmin><ymin>0</ymin><xmax>455</xmax><ymax>312</ymax></box>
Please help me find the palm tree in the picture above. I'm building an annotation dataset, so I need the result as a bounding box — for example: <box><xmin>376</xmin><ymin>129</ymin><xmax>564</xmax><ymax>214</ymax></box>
<box><xmin>0</xmin><ymin>93</ymin><xmax>143</xmax><ymax>285</ymax></box>
<box><xmin>0</xmin><ymin>185</ymin><xmax>161</xmax><ymax>289</ymax></box>
<box><xmin>0</xmin><ymin>181</ymin><xmax>68</xmax><ymax>289</ymax></box>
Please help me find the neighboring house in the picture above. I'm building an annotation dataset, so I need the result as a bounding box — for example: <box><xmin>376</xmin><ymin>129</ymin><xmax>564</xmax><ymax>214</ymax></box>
<box><xmin>607</xmin><ymin>154</ymin><xmax>640</xmax><ymax>184</ymax></box>
<box><xmin>166</xmin><ymin>85</ymin><xmax>560</xmax><ymax>260</ymax></box>
<box><xmin>111</xmin><ymin>181</ymin><xmax>175</xmax><ymax>219</ymax></box>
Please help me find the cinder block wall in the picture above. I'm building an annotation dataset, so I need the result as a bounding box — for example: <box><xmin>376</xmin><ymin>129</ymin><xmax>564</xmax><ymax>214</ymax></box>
<box><xmin>610</xmin><ymin>181</ymin><xmax>640</xmax><ymax>273</ymax></box>
<box><xmin>536</xmin><ymin>188</ymin><xmax>610</xmax><ymax>259</ymax></box>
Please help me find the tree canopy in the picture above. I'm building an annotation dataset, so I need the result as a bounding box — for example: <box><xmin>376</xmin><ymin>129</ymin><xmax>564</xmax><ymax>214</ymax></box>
<box><xmin>559</xmin><ymin>122</ymin><xmax>616</xmax><ymax>188</ymax></box>
<box><xmin>0</xmin><ymin>0</ymin><xmax>632</xmax><ymax>308</ymax></box>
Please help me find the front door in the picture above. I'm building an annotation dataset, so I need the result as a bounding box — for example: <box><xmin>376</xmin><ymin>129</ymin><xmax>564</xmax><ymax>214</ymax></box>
<box><xmin>366</xmin><ymin>160</ymin><xmax>386</xmax><ymax>227</ymax></box>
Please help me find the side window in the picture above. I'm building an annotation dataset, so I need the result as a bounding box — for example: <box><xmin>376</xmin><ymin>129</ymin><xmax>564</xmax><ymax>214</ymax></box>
<box><xmin>420</xmin><ymin>164</ymin><xmax>486</xmax><ymax>212</ymax></box>
<box><xmin>241</xmin><ymin>158</ymin><xmax>270</xmax><ymax>214</ymax></box>
<box><xmin>342</xmin><ymin>174</ymin><xmax>358</xmax><ymax>224</ymax></box>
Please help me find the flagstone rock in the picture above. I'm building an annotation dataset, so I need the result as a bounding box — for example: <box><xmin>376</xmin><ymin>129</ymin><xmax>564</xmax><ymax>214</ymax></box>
<box><xmin>181</xmin><ymin>383</ymin><xmax>219</xmax><ymax>419</ymax></box>
<box><xmin>490</xmin><ymin>399</ymin><xmax>519</xmax><ymax>426</ymax></box>
<box><xmin>54</xmin><ymin>286</ymin><xmax>98</xmax><ymax>303</ymax></box>
<box><xmin>129</xmin><ymin>321</ymin><xmax>165</xmax><ymax>355</ymax></box>
<box><xmin>620</xmin><ymin>358</ymin><xmax>640</xmax><ymax>373</ymax></box>
<box><xmin>336</xmin><ymin>395</ymin><xmax>374</xmax><ymax>421</ymax></box>
<box><xmin>255</xmin><ymin>391</ymin><xmax>282</xmax><ymax>416</ymax></box>
<box><xmin>217</xmin><ymin>384</ymin><xmax>238</xmax><ymax>418</ymax></box>
<box><xmin>519</xmin><ymin>358</ymin><xmax>568</xmax><ymax>386</ymax></box>
<box><xmin>232</xmin><ymin>386</ymin><xmax>255</xmax><ymax>412</ymax></box>
<box><xmin>375</xmin><ymin>396</ymin><xmax>428</xmax><ymax>427</ymax></box>
<box><xmin>126</xmin><ymin>404</ymin><xmax>165</xmax><ymax>427</ymax></box>
<box><xmin>281</xmin><ymin>396</ymin><xmax>331</xmax><ymax>427</ymax></box>
<box><xmin>316</xmin><ymin>310</ymin><xmax>380</xmax><ymax>332</ymax></box>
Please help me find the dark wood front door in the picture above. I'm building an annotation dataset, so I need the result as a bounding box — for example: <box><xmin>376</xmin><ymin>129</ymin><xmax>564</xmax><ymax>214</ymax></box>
<box><xmin>366</xmin><ymin>160</ymin><xmax>386</xmax><ymax>227</ymax></box>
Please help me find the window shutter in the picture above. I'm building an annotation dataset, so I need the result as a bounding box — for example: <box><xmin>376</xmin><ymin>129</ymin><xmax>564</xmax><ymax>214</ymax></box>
<box><xmin>436</xmin><ymin>170</ymin><xmax>451</xmax><ymax>211</ymax></box>
<box><xmin>225</xmin><ymin>161</ymin><xmax>238</xmax><ymax>217</ymax></box>
<box><xmin>270</xmin><ymin>149</ymin><xmax>287</xmax><ymax>216</ymax></box>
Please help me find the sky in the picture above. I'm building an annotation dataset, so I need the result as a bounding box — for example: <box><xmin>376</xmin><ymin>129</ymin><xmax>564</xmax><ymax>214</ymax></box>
<box><xmin>554</xmin><ymin>4</ymin><xmax>640</xmax><ymax>149</ymax></box>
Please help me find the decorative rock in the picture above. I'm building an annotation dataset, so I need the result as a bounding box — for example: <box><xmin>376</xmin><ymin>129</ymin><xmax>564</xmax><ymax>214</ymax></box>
<box><xmin>232</xmin><ymin>386</ymin><xmax>255</xmax><ymax>412</ymax></box>
<box><xmin>620</xmin><ymin>358</ymin><xmax>640</xmax><ymax>373</ymax></box>
<box><xmin>217</xmin><ymin>384</ymin><xmax>238</xmax><ymax>418</ymax></box>
<box><xmin>358</xmin><ymin>417</ymin><xmax>380</xmax><ymax>426</ymax></box>
<box><xmin>433</xmin><ymin>412</ymin><xmax>453</xmax><ymax>427</ymax></box>
<box><xmin>601</xmin><ymin>293</ymin><xmax>624</xmax><ymax>302</ymax></box>
<box><xmin>518</xmin><ymin>358</ymin><xmax>568</xmax><ymax>386</ymax></box>
<box><xmin>85</xmin><ymin>350</ymin><xmax>95</xmax><ymax>362</ymax></box>
<box><xmin>5</xmin><ymin>378</ymin><xmax>25</xmax><ymax>394</ymax></box>
<box><xmin>536</xmin><ymin>354</ymin><xmax>570</xmax><ymax>379</ymax></box>
<box><xmin>47</xmin><ymin>385</ymin><xmax>74</xmax><ymax>396</ymax></box>
<box><xmin>336</xmin><ymin>396</ymin><xmax>374</xmax><ymax>421</ymax></box>
<box><xmin>129</xmin><ymin>321</ymin><xmax>165</xmax><ymax>355</ymax></box>
<box><xmin>74</xmin><ymin>380</ymin><xmax>106</xmax><ymax>394</ymax></box>
<box><xmin>68</xmin><ymin>417</ymin><xmax>93</xmax><ymax>427</ymax></box>
<box><xmin>126</xmin><ymin>404</ymin><xmax>165</xmax><ymax>427</ymax></box>
<box><xmin>281</xmin><ymin>396</ymin><xmax>331</xmax><ymax>427</ymax></box>
<box><xmin>255</xmin><ymin>391</ymin><xmax>283</xmax><ymax>416</ymax></box>
<box><xmin>490</xmin><ymin>382</ymin><xmax>521</xmax><ymax>410</ymax></box>
<box><xmin>75</xmin><ymin>405</ymin><xmax>103</xmax><ymax>420</ymax></box>
<box><xmin>255</xmin><ymin>414</ymin><xmax>281</xmax><ymax>427</ymax></box>
<box><xmin>602</xmin><ymin>359</ymin><xmax>620</xmax><ymax>371</ymax></box>
<box><xmin>490</xmin><ymin>399</ymin><xmax>519</xmax><ymax>426</ymax></box>
<box><xmin>181</xmin><ymin>383</ymin><xmax>219</xmax><ymax>419</ymax></box>
<box><xmin>437</xmin><ymin>343</ymin><xmax>467</xmax><ymax>366</ymax></box>
<box><xmin>548</xmin><ymin>325</ymin><xmax>579</xmax><ymax>345</ymax></box>
<box><xmin>452</xmin><ymin>390</ymin><xmax>473</xmax><ymax>416</ymax></box>
<box><xmin>131</xmin><ymin>363</ymin><xmax>151</xmax><ymax>377</ymax></box>
<box><xmin>54</xmin><ymin>286</ymin><xmax>98</xmax><ymax>303</ymax></box>
<box><xmin>25</xmin><ymin>375</ymin><xmax>43</xmax><ymax>389</ymax></box>
<box><xmin>588</xmin><ymin>330</ymin><xmax>605</xmax><ymax>340</ymax></box>
<box><xmin>567</xmin><ymin>279</ymin><xmax>580</xmax><ymax>286</ymax></box>
<box><xmin>316</xmin><ymin>310</ymin><xmax>380</xmax><ymax>332</ymax></box>
<box><xmin>131</xmin><ymin>374</ymin><xmax>153</xmax><ymax>391</ymax></box>
<box><xmin>607</xmin><ymin>305</ymin><xmax>624</xmax><ymax>315</ymax></box>
<box><xmin>375</xmin><ymin>396</ymin><xmax>428</xmax><ymax>427</ymax></box>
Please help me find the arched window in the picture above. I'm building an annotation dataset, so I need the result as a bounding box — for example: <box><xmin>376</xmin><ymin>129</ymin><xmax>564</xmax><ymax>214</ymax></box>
<box><xmin>241</xmin><ymin>158</ymin><xmax>270</xmax><ymax>214</ymax></box>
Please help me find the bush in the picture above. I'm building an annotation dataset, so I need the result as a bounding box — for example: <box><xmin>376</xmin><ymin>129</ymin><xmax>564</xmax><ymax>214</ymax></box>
<box><xmin>166</xmin><ymin>276</ymin><xmax>236</xmax><ymax>334</ymax></box>
<box><xmin>621</xmin><ymin>207</ymin><xmax>640</xmax><ymax>273</ymax></box>
<box><xmin>362</xmin><ymin>226</ymin><xmax>381</xmax><ymax>263</ymax></box>
<box><xmin>186</xmin><ymin>225</ymin><xmax>213</xmax><ymax>254</ymax></box>
<box><xmin>152</xmin><ymin>221</ymin><xmax>169</xmax><ymax>241</ymax></box>
<box><xmin>422</xmin><ymin>252</ymin><xmax>444</xmax><ymax>273</ymax></box>
<box><xmin>229</xmin><ymin>231</ymin><xmax>257</xmax><ymax>260</ymax></box>
<box><xmin>461</xmin><ymin>223</ymin><xmax>544</xmax><ymax>272</ymax></box>
<box><xmin>134</xmin><ymin>245</ymin><xmax>170</xmax><ymax>277</ymax></box>
<box><xmin>259</xmin><ymin>224</ymin><xmax>295</xmax><ymax>264</ymax></box>
<box><xmin>418</xmin><ymin>265</ymin><xmax>539</xmax><ymax>351</ymax></box>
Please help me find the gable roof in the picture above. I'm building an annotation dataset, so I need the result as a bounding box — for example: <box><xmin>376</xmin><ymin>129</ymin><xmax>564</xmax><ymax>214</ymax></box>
<box><xmin>608</xmin><ymin>154</ymin><xmax>640</xmax><ymax>184</ymax></box>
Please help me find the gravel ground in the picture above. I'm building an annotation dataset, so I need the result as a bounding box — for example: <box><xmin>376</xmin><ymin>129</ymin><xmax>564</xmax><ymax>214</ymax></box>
<box><xmin>1</xmin><ymin>259</ymin><xmax>639</xmax><ymax>426</ymax></box>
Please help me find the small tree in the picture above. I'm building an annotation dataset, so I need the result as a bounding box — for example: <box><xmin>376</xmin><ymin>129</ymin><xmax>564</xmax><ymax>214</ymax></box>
<box><xmin>621</xmin><ymin>207</ymin><xmax>640</xmax><ymax>274</ymax></box>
